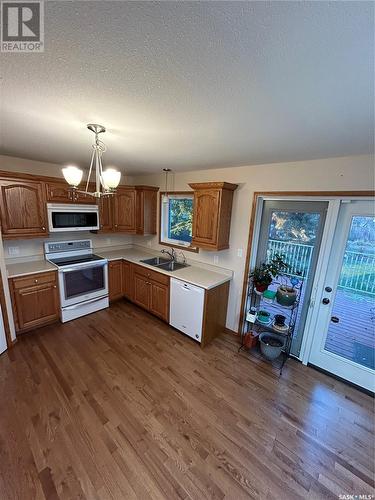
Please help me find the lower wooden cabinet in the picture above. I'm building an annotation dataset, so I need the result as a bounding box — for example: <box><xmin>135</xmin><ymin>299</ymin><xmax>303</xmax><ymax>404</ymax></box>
<box><xmin>9</xmin><ymin>271</ymin><xmax>60</xmax><ymax>333</ymax></box>
<box><xmin>132</xmin><ymin>264</ymin><xmax>170</xmax><ymax>322</ymax></box>
<box><xmin>108</xmin><ymin>260</ymin><xmax>124</xmax><ymax>301</ymax></box>
<box><xmin>122</xmin><ymin>260</ymin><xmax>133</xmax><ymax>299</ymax></box>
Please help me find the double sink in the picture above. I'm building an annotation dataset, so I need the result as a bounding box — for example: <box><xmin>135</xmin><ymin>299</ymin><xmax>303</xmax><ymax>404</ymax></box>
<box><xmin>140</xmin><ymin>257</ymin><xmax>189</xmax><ymax>272</ymax></box>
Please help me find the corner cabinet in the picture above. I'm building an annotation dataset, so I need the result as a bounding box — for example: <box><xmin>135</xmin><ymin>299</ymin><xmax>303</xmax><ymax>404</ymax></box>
<box><xmin>9</xmin><ymin>271</ymin><xmax>60</xmax><ymax>333</ymax></box>
<box><xmin>0</xmin><ymin>178</ymin><xmax>48</xmax><ymax>239</ymax></box>
<box><xmin>189</xmin><ymin>182</ymin><xmax>238</xmax><ymax>250</ymax></box>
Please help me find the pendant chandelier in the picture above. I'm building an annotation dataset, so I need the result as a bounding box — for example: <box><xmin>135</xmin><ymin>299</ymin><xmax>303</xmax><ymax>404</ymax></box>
<box><xmin>62</xmin><ymin>123</ymin><xmax>121</xmax><ymax>198</ymax></box>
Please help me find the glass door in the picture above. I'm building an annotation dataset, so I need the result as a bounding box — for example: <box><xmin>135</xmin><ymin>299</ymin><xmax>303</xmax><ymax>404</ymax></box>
<box><xmin>255</xmin><ymin>201</ymin><xmax>328</xmax><ymax>356</ymax></box>
<box><xmin>308</xmin><ymin>201</ymin><xmax>375</xmax><ymax>391</ymax></box>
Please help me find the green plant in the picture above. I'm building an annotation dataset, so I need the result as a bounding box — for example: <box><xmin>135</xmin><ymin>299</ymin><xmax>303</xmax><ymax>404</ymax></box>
<box><xmin>250</xmin><ymin>253</ymin><xmax>289</xmax><ymax>287</ymax></box>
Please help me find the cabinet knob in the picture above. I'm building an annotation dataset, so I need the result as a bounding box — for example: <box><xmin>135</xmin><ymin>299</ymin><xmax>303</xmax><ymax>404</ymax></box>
<box><xmin>34</xmin><ymin>279</ymin><xmax>38</xmax><ymax>283</ymax></box>
<box><xmin>53</xmin><ymin>285</ymin><xmax>57</xmax><ymax>289</ymax></box>
<box><xmin>41</xmin><ymin>226</ymin><xmax>46</xmax><ymax>231</ymax></box>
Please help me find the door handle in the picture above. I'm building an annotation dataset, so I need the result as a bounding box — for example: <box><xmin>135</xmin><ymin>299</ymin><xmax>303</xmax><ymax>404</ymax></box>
<box><xmin>322</xmin><ymin>298</ymin><xmax>330</xmax><ymax>304</ymax></box>
<box><xmin>331</xmin><ymin>316</ymin><xmax>339</xmax><ymax>323</ymax></box>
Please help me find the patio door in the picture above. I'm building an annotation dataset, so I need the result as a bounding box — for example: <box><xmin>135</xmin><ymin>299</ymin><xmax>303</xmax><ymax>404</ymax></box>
<box><xmin>256</xmin><ymin>200</ymin><xmax>328</xmax><ymax>357</ymax></box>
<box><xmin>308</xmin><ymin>200</ymin><xmax>375</xmax><ymax>392</ymax></box>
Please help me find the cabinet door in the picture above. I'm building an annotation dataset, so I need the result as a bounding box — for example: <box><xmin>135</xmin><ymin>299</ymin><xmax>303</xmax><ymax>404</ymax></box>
<box><xmin>133</xmin><ymin>272</ymin><xmax>150</xmax><ymax>310</ymax></box>
<box><xmin>98</xmin><ymin>196</ymin><xmax>114</xmax><ymax>232</ymax></box>
<box><xmin>150</xmin><ymin>281</ymin><xmax>169</xmax><ymax>322</ymax></box>
<box><xmin>192</xmin><ymin>190</ymin><xmax>220</xmax><ymax>246</ymax></box>
<box><xmin>13</xmin><ymin>280</ymin><xmax>59</xmax><ymax>332</ymax></box>
<box><xmin>114</xmin><ymin>188</ymin><xmax>136</xmax><ymax>233</ymax></box>
<box><xmin>45</xmin><ymin>181</ymin><xmax>74</xmax><ymax>203</ymax></box>
<box><xmin>0</xmin><ymin>180</ymin><xmax>48</xmax><ymax>238</ymax></box>
<box><xmin>108</xmin><ymin>260</ymin><xmax>123</xmax><ymax>301</ymax></box>
<box><xmin>122</xmin><ymin>261</ymin><xmax>133</xmax><ymax>299</ymax></box>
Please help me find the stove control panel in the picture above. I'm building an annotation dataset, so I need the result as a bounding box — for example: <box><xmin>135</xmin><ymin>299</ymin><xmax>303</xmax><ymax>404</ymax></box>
<box><xmin>45</xmin><ymin>239</ymin><xmax>92</xmax><ymax>254</ymax></box>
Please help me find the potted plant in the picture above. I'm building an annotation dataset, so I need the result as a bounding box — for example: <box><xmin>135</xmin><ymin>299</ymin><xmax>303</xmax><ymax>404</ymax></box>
<box><xmin>259</xmin><ymin>332</ymin><xmax>285</xmax><ymax>360</ymax></box>
<box><xmin>276</xmin><ymin>275</ymin><xmax>300</xmax><ymax>307</ymax></box>
<box><xmin>250</xmin><ymin>254</ymin><xmax>289</xmax><ymax>293</ymax></box>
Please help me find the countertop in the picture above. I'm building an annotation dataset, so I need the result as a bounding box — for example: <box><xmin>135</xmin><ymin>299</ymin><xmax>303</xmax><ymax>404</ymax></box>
<box><xmin>6</xmin><ymin>246</ymin><xmax>233</xmax><ymax>290</ymax></box>
<box><xmin>6</xmin><ymin>259</ymin><xmax>57</xmax><ymax>278</ymax></box>
<box><xmin>96</xmin><ymin>247</ymin><xmax>232</xmax><ymax>290</ymax></box>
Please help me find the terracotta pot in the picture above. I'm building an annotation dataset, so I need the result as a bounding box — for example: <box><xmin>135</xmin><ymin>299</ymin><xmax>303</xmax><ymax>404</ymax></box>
<box><xmin>254</xmin><ymin>282</ymin><xmax>268</xmax><ymax>293</ymax></box>
<box><xmin>243</xmin><ymin>332</ymin><xmax>259</xmax><ymax>348</ymax></box>
<box><xmin>276</xmin><ymin>286</ymin><xmax>297</xmax><ymax>307</ymax></box>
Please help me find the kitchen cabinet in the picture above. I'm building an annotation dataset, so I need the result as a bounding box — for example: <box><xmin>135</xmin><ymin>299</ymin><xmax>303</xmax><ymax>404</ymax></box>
<box><xmin>9</xmin><ymin>271</ymin><xmax>60</xmax><ymax>333</ymax></box>
<box><xmin>135</xmin><ymin>186</ymin><xmax>159</xmax><ymax>235</ymax></box>
<box><xmin>100</xmin><ymin>186</ymin><xmax>158</xmax><ymax>235</ymax></box>
<box><xmin>189</xmin><ymin>182</ymin><xmax>238</xmax><ymax>250</ymax></box>
<box><xmin>98</xmin><ymin>196</ymin><xmax>114</xmax><ymax>232</ymax></box>
<box><xmin>108</xmin><ymin>260</ymin><xmax>123</xmax><ymax>301</ymax></box>
<box><xmin>132</xmin><ymin>264</ymin><xmax>170</xmax><ymax>322</ymax></box>
<box><xmin>114</xmin><ymin>187</ymin><xmax>136</xmax><ymax>233</ymax></box>
<box><xmin>0</xmin><ymin>178</ymin><xmax>48</xmax><ymax>239</ymax></box>
<box><xmin>122</xmin><ymin>260</ymin><xmax>133</xmax><ymax>299</ymax></box>
<box><xmin>45</xmin><ymin>180</ymin><xmax>96</xmax><ymax>204</ymax></box>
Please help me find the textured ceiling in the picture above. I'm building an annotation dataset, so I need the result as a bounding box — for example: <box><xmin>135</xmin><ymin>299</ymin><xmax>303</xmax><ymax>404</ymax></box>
<box><xmin>0</xmin><ymin>1</ymin><xmax>373</xmax><ymax>175</ymax></box>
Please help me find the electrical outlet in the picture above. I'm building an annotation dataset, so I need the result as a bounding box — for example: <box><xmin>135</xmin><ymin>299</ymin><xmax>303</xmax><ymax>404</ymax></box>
<box><xmin>147</xmin><ymin>240</ymin><xmax>152</xmax><ymax>247</ymax></box>
<box><xmin>237</xmin><ymin>248</ymin><xmax>243</xmax><ymax>258</ymax></box>
<box><xmin>8</xmin><ymin>246</ymin><xmax>20</xmax><ymax>256</ymax></box>
<box><xmin>213</xmin><ymin>255</ymin><xmax>219</xmax><ymax>264</ymax></box>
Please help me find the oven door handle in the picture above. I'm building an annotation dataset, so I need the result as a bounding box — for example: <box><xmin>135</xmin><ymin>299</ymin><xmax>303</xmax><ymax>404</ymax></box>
<box><xmin>60</xmin><ymin>262</ymin><xmax>107</xmax><ymax>273</ymax></box>
<box><xmin>63</xmin><ymin>296</ymin><xmax>107</xmax><ymax>310</ymax></box>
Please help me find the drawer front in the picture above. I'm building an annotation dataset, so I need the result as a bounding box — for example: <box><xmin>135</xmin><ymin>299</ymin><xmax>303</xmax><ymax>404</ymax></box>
<box><xmin>11</xmin><ymin>271</ymin><xmax>57</xmax><ymax>290</ymax></box>
<box><xmin>132</xmin><ymin>263</ymin><xmax>170</xmax><ymax>286</ymax></box>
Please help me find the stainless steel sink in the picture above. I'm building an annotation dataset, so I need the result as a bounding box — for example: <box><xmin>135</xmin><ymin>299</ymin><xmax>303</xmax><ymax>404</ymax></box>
<box><xmin>140</xmin><ymin>257</ymin><xmax>171</xmax><ymax>266</ymax></box>
<box><xmin>156</xmin><ymin>261</ymin><xmax>190</xmax><ymax>272</ymax></box>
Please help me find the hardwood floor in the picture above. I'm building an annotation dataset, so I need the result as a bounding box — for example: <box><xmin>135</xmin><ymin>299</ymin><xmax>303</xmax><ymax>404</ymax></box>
<box><xmin>0</xmin><ymin>301</ymin><xmax>374</xmax><ymax>500</ymax></box>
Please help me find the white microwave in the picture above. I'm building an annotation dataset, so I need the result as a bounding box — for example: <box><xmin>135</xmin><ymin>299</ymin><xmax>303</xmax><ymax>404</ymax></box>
<box><xmin>47</xmin><ymin>204</ymin><xmax>100</xmax><ymax>232</ymax></box>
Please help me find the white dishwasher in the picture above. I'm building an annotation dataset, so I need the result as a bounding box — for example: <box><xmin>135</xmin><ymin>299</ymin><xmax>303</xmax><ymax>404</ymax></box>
<box><xmin>170</xmin><ymin>278</ymin><xmax>205</xmax><ymax>342</ymax></box>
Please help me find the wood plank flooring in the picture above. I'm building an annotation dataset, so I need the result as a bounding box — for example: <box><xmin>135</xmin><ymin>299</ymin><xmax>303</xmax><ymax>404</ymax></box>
<box><xmin>0</xmin><ymin>300</ymin><xmax>374</xmax><ymax>500</ymax></box>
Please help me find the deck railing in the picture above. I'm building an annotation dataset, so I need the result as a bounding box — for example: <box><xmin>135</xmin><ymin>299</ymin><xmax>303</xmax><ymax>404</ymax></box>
<box><xmin>267</xmin><ymin>239</ymin><xmax>375</xmax><ymax>295</ymax></box>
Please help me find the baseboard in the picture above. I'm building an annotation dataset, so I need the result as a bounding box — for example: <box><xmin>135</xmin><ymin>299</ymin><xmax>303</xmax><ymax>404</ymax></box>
<box><xmin>224</xmin><ymin>327</ymin><xmax>238</xmax><ymax>336</ymax></box>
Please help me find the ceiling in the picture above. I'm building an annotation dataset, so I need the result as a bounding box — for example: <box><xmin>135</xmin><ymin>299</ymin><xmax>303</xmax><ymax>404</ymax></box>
<box><xmin>0</xmin><ymin>1</ymin><xmax>373</xmax><ymax>175</ymax></box>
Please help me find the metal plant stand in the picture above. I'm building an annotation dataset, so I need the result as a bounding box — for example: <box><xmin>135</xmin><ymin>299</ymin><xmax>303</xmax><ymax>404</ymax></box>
<box><xmin>239</xmin><ymin>277</ymin><xmax>304</xmax><ymax>375</ymax></box>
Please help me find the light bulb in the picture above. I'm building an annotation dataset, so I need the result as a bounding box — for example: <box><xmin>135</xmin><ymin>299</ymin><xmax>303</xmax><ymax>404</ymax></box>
<box><xmin>102</xmin><ymin>168</ymin><xmax>121</xmax><ymax>190</ymax></box>
<box><xmin>62</xmin><ymin>165</ymin><xmax>83</xmax><ymax>187</ymax></box>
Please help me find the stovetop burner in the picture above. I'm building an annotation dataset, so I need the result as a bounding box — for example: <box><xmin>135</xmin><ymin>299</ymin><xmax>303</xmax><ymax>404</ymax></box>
<box><xmin>49</xmin><ymin>254</ymin><xmax>105</xmax><ymax>267</ymax></box>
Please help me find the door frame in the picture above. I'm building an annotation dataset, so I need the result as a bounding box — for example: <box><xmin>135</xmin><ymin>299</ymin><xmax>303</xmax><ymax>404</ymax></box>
<box><xmin>239</xmin><ymin>191</ymin><xmax>375</xmax><ymax>364</ymax></box>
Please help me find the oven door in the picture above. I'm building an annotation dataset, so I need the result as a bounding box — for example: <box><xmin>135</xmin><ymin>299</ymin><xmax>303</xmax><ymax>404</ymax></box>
<box><xmin>58</xmin><ymin>261</ymin><xmax>108</xmax><ymax>307</ymax></box>
<box><xmin>47</xmin><ymin>204</ymin><xmax>99</xmax><ymax>232</ymax></box>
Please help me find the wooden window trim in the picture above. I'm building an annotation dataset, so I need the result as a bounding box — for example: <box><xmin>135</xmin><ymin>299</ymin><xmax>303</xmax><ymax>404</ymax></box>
<box><xmin>159</xmin><ymin>191</ymin><xmax>199</xmax><ymax>253</ymax></box>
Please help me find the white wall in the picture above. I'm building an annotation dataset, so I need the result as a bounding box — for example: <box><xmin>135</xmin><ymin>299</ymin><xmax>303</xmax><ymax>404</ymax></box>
<box><xmin>131</xmin><ymin>154</ymin><xmax>374</xmax><ymax>332</ymax></box>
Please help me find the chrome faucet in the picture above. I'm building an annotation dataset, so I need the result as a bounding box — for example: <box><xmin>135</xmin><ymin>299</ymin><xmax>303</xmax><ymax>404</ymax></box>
<box><xmin>161</xmin><ymin>248</ymin><xmax>176</xmax><ymax>262</ymax></box>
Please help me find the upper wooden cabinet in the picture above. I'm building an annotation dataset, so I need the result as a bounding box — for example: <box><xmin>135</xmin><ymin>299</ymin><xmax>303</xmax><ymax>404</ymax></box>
<box><xmin>98</xmin><ymin>196</ymin><xmax>114</xmax><ymax>232</ymax></box>
<box><xmin>0</xmin><ymin>178</ymin><xmax>48</xmax><ymax>239</ymax></box>
<box><xmin>189</xmin><ymin>182</ymin><xmax>238</xmax><ymax>251</ymax></box>
<box><xmin>100</xmin><ymin>186</ymin><xmax>158</xmax><ymax>235</ymax></box>
<box><xmin>114</xmin><ymin>187</ymin><xmax>136</xmax><ymax>233</ymax></box>
<box><xmin>135</xmin><ymin>186</ymin><xmax>159</xmax><ymax>235</ymax></box>
<box><xmin>45</xmin><ymin>180</ymin><xmax>96</xmax><ymax>204</ymax></box>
